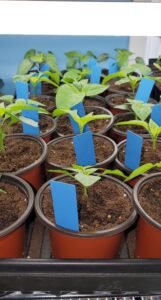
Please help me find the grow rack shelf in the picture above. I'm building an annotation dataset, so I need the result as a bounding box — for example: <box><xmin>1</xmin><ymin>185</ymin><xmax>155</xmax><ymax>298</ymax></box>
<box><xmin>1</xmin><ymin>218</ymin><xmax>161</xmax><ymax>298</ymax></box>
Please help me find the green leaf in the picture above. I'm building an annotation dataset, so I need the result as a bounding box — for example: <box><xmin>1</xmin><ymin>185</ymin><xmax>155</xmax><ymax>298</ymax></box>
<box><xmin>0</xmin><ymin>188</ymin><xmax>6</xmax><ymax>194</ymax></box>
<box><xmin>18</xmin><ymin>116</ymin><xmax>38</xmax><ymax>127</ymax></box>
<box><xmin>103</xmin><ymin>169</ymin><xmax>127</xmax><ymax>179</ymax></box>
<box><xmin>31</xmin><ymin>52</ymin><xmax>44</xmax><ymax>64</ymax></box>
<box><xmin>115</xmin><ymin>103</ymin><xmax>130</xmax><ymax>110</ymax></box>
<box><xmin>86</xmin><ymin>50</ymin><xmax>97</xmax><ymax>59</ymax></box>
<box><xmin>65</xmin><ymin>51</ymin><xmax>81</xmax><ymax>58</ymax></box>
<box><xmin>56</xmin><ymin>84</ymin><xmax>85</xmax><ymax>109</ymax></box>
<box><xmin>13</xmin><ymin>74</ymin><xmax>34</xmax><ymax>82</ymax></box>
<box><xmin>45</xmin><ymin>52</ymin><xmax>60</xmax><ymax>73</ymax></box>
<box><xmin>52</xmin><ymin>108</ymin><xmax>70</xmax><ymax>117</ymax></box>
<box><xmin>83</xmin><ymin>84</ymin><xmax>108</xmax><ymax>96</ymax></box>
<box><xmin>97</xmin><ymin>53</ymin><xmax>109</xmax><ymax>62</ymax></box>
<box><xmin>115</xmin><ymin>48</ymin><xmax>133</xmax><ymax>68</ymax></box>
<box><xmin>0</xmin><ymin>103</ymin><xmax>6</xmax><ymax>117</ymax></box>
<box><xmin>135</xmin><ymin>56</ymin><xmax>145</xmax><ymax>65</ymax></box>
<box><xmin>131</xmin><ymin>101</ymin><xmax>152</xmax><ymax>121</ymax></box>
<box><xmin>17</xmin><ymin>58</ymin><xmax>34</xmax><ymax>75</ymax></box>
<box><xmin>62</xmin><ymin>69</ymin><xmax>82</xmax><ymax>83</ymax></box>
<box><xmin>75</xmin><ymin>173</ymin><xmax>101</xmax><ymax>188</ymax></box>
<box><xmin>102</xmin><ymin>71</ymin><xmax>126</xmax><ymax>84</ymax></box>
<box><xmin>48</xmin><ymin>169</ymin><xmax>74</xmax><ymax>179</ymax></box>
<box><xmin>153</xmin><ymin>63</ymin><xmax>161</xmax><ymax>71</ymax></box>
<box><xmin>116</xmin><ymin>119</ymin><xmax>149</xmax><ymax>131</ymax></box>
<box><xmin>149</xmin><ymin>119</ymin><xmax>159</xmax><ymax>138</ymax></box>
<box><xmin>0</xmin><ymin>95</ymin><xmax>14</xmax><ymax>103</ymax></box>
<box><xmin>115</xmin><ymin>77</ymin><xmax>130</xmax><ymax>85</ymax></box>
<box><xmin>66</xmin><ymin>57</ymin><xmax>77</xmax><ymax>69</ymax></box>
<box><xmin>24</xmin><ymin>49</ymin><xmax>36</xmax><ymax>59</ymax></box>
<box><xmin>125</xmin><ymin>163</ymin><xmax>155</xmax><ymax>182</ymax></box>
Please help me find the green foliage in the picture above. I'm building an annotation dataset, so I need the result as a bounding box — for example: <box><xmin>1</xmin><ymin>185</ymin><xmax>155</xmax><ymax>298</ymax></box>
<box><xmin>114</xmin><ymin>48</ymin><xmax>133</xmax><ymax>68</ymax></box>
<box><xmin>56</xmin><ymin>80</ymin><xmax>108</xmax><ymax>109</ymax></box>
<box><xmin>53</xmin><ymin>108</ymin><xmax>111</xmax><ymax>134</ymax></box>
<box><xmin>135</xmin><ymin>57</ymin><xmax>145</xmax><ymax>65</ymax></box>
<box><xmin>115</xmin><ymin>99</ymin><xmax>153</xmax><ymax>121</ymax></box>
<box><xmin>17</xmin><ymin>49</ymin><xmax>59</xmax><ymax>75</ymax></box>
<box><xmin>64</xmin><ymin>50</ymin><xmax>109</xmax><ymax>70</ymax></box>
<box><xmin>116</xmin><ymin>118</ymin><xmax>161</xmax><ymax>150</ymax></box>
<box><xmin>0</xmin><ymin>188</ymin><xmax>6</xmax><ymax>193</ymax></box>
<box><xmin>62</xmin><ymin>69</ymin><xmax>91</xmax><ymax>84</ymax></box>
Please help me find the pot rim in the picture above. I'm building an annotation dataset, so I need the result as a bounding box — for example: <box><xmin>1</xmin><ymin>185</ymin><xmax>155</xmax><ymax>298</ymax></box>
<box><xmin>55</xmin><ymin>105</ymin><xmax>114</xmax><ymax>137</ymax></box>
<box><xmin>31</xmin><ymin>94</ymin><xmax>55</xmax><ymax>112</ymax></box>
<box><xmin>112</xmin><ymin>112</ymin><xmax>150</xmax><ymax>138</ymax></box>
<box><xmin>46</xmin><ymin>133</ymin><xmax>118</xmax><ymax>169</ymax></box>
<box><xmin>0</xmin><ymin>173</ymin><xmax>34</xmax><ymax>238</ymax></box>
<box><xmin>35</xmin><ymin>174</ymin><xmax>137</xmax><ymax>238</ymax></box>
<box><xmin>133</xmin><ymin>172</ymin><xmax>161</xmax><ymax>231</ymax></box>
<box><xmin>4</xmin><ymin>134</ymin><xmax>47</xmax><ymax>176</ymax></box>
<box><xmin>40</xmin><ymin>114</ymin><xmax>57</xmax><ymax>138</ymax></box>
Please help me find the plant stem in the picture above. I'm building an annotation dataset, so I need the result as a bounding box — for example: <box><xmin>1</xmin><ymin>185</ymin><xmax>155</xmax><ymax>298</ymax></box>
<box><xmin>0</xmin><ymin>126</ymin><xmax>5</xmax><ymax>152</ymax></box>
<box><xmin>83</xmin><ymin>186</ymin><xmax>88</xmax><ymax>198</ymax></box>
<box><xmin>152</xmin><ymin>137</ymin><xmax>157</xmax><ymax>151</ymax></box>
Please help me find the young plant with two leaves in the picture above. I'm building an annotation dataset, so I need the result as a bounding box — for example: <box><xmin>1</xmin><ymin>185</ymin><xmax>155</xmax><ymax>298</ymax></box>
<box><xmin>53</xmin><ymin>79</ymin><xmax>110</xmax><ymax>134</ymax></box>
<box><xmin>48</xmin><ymin>162</ymin><xmax>161</xmax><ymax>199</ymax></box>
<box><xmin>17</xmin><ymin>49</ymin><xmax>60</xmax><ymax>75</ymax></box>
<box><xmin>64</xmin><ymin>50</ymin><xmax>109</xmax><ymax>70</ymax></box>
<box><xmin>0</xmin><ymin>97</ymin><xmax>47</xmax><ymax>151</ymax></box>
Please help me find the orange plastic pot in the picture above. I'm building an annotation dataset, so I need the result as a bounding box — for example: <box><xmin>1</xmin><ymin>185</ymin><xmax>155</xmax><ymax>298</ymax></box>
<box><xmin>35</xmin><ymin>175</ymin><xmax>137</xmax><ymax>259</ymax></box>
<box><xmin>133</xmin><ymin>173</ymin><xmax>161</xmax><ymax>258</ymax></box>
<box><xmin>0</xmin><ymin>174</ymin><xmax>34</xmax><ymax>258</ymax></box>
<box><xmin>6</xmin><ymin>134</ymin><xmax>47</xmax><ymax>191</ymax></box>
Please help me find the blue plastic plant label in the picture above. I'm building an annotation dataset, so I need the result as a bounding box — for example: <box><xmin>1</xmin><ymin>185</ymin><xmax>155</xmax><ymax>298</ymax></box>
<box><xmin>69</xmin><ymin>102</ymin><xmax>89</xmax><ymax>134</ymax></box>
<box><xmin>90</xmin><ymin>64</ymin><xmax>101</xmax><ymax>84</ymax></box>
<box><xmin>40</xmin><ymin>63</ymin><xmax>50</xmax><ymax>71</ymax></box>
<box><xmin>73</xmin><ymin>131</ymin><xmax>96</xmax><ymax>166</ymax></box>
<box><xmin>124</xmin><ymin>130</ymin><xmax>143</xmax><ymax>170</ymax></box>
<box><xmin>135</xmin><ymin>78</ymin><xmax>155</xmax><ymax>103</ymax></box>
<box><xmin>15</xmin><ymin>81</ymin><xmax>28</xmax><ymax>100</ymax></box>
<box><xmin>15</xmin><ymin>80</ymin><xmax>40</xmax><ymax>135</ymax></box>
<box><xmin>50</xmin><ymin>180</ymin><xmax>79</xmax><ymax>231</ymax></box>
<box><xmin>151</xmin><ymin>103</ymin><xmax>161</xmax><ymax>126</ymax></box>
<box><xmin>108</xmin><ymin>58</ymin><xmax>118</xmax><ymax>74</ymax></box>
<box><xmin>88</xmin><ymin>57</ymin><xmax>97</xmax><ymax>69</ymax></box>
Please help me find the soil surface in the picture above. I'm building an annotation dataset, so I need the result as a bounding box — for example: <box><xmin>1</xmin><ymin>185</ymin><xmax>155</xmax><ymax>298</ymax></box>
<box><xmin>84</xmin><ymin>97</ymin><xmax>105</xmax><ymax>107</ymax></box>
<box><xmin>108</xmin><ymin>79</ymin><xmax>134</xmax><ymax>93</ymax></box>
<box><xmin>118</xmin><ymin>140</ymin><xmax>161</xmax><ymax>173</ymax></box>
<box><xmin>0</xmin><ymin>182</ymin><xmax>27</xmax><ymax>231</ymax></box>
<box><xmin>4</xmin><ymin>115</ymin><xmax>54</xmax><ymax>135</ymax></box>
<box><xmin>47</xmin><ymin>135</ymin><xmax>114</xmax><ymax>167</ymax></box>
<box><xmin>139</xmin><ymin>177</ymin><xmax>161</xmax><ymax>224</ymax></box>
<box><xmin>56</xmin><ymin>107</ymin><xmax>111</xmax><ymax>136</ymax></box>
<box><xmin>0</xmin><ymin>137</ymin><xmax>42</xmax><ymax>172</ymax></box>
<box><xmin>42</xmin><ymin>177</ymin><xmax>133</xmax><ymax>232</ymax></box>
<box><xmin>31</xmin><ymin>95</ymin><xmax>55</xmax><ymax>112</ymax></box>
<box><xmin>108</xmin><ymin>94</ymin><xmax>128</xmax><ymax>107</ymax></box>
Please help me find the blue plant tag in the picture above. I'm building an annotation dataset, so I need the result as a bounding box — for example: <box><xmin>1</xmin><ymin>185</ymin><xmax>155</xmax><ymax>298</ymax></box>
<box><xmin>73</xmin><ymin>131</ymin><xmax>96</xmax><ymax>166</ymax></box>
<box><xmin>40</xmin><ymin>63</ymin><xmax>50</xmax><ymax>71</ymax></box>
<box><xmin>108</xmin><ymin>58</ymin><xmax>118</xmax><ymax>74</ymax></box>
<box><xmin>69</xmin><ymin>102</ymin><xmax>89</xmax><ymax>134</ymax></box>
<box><xmin>151</xmin><ymin>103</ymin><xmax>161</xmax><ymax>126</ymax></box>
<box><xmin>90</xmin><ymin>64</ymin><xmax>101</xmax><ymax>84</ymax></box>
<box><xmin>15</xmin><ymin>81</ymin><xmax>28</xmax><ymax>100</ymax></box>
<box><xmin>15</xmin><ymin>80</ymin><xmax>40</xmax><ymax>135</ymax></box>
<box><xmin>50</xmin><ymin>180</ymin><xmax>79</xmax><ymax>231</ymax></box>
<box><xmin>30</xmin><ymin>73</ymin><xmax>42</xmax><ymax>96</ymax></box>
<box><xmin>88</xmin><ymin>57</ymin><xmax>97</xmax><ymax>69</ymax></box>
<box><xmin>135</xmin><ymin>78</ymin><xmax>155</xmax><ymax>103</ymax></box>
<box><xmin>124</xmin><ymin>130</ymin><xmax>143</xmax><ymax>170</ymax></box>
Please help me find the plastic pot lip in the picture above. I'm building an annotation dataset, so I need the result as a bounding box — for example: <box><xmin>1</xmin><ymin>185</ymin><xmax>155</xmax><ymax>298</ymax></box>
<box><xmin>84</xmin><ymin>95</ymin><xmax>106</xmax><ymax>107</ymax></box>
<box><xmin>32</xmin><ymin>94</ymin><xmax>55</xmax><ymax>112</ymax></box>
<box><xmin>55</xmin><ymin>105</ymin><xmax>114</xmax><ymax>137</ymax></box>
<box><xmin>112</xmin><ymin>112</ymin><xmax>150</xmax><ymax>139</ymax></box>
<box><xmin>0</xmin><ymin>173</ymin><xmax>34</xmax><ymax>238</ymax></box>
<box><xmin>46</xmin><ymin>133</ymin><xmax>118</xmax><ymax>169</ymax></box>
<box><xmin>35</xmin><ymin>174</ymin><xmax>137</xmax><ymax>238</ymax></box>
<box><xmin>105</xmin><ymin>93</ymin><xmax>128</xmax><ymax>109</ymax></box>
<box><xmin>133</xmin><ymin>172</ymin><xmax>161</xmax><ymax>231</ymax></box>
<box><xmin>4</xmin><ymin>134</ymin><xmax>47</xmax><ymax>176</ymax></box>
<box><xmin>40</xmin><ymin>114</ymin><xmax>57</xmax><ymax>138</ymax></box>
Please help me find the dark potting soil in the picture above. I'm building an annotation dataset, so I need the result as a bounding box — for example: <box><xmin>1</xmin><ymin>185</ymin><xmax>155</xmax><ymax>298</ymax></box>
<box><xmin>56</xmin><ymin>107</ymin><xmax>110</xmax><ymax>136</ymax></box>
<box><xmin>114</xmin><ymin>114</ymin><xmax>148</xmax><ymax>135</ymax></box>
<box><xmin>109</xmin><ymin>79</ymin><xmax>133</xmax><ymax>93</ymax></box>
<box><xmin>0</xmin><ymin>182</ymin><xmax>27</xmax><ymax>231</ymax></box>
<box><xmin>139</xmin><ymin>177</ymin><xmax>161</xmax><ymax>224</ymax></box>
<box><xmin>47</xmin><ymin>135</ymin><xmax>114</xmax><ymax>166</ymax></box>
<box><xmin>118</xmin><ymin>140</ymin><xmax>161</xmax><ymax>172</ymax></box>
<box><xmin>4</xmin><ymin>115</ymin><xmax>54</xmax><ymax>135</ymax></box>
<box><xmin>31</xmin><ymin>95</ymin><xmax>55</xmax><ymax>111</ymax></box>
<box><xmin>42</xmin><ymin>177</ymin><xmax>133</xmax><ymax>232</ymax></box>
<box><xmin>0</xmin><ymin>138</ymin><xmax>42</xmax><ymax>172</ymax></box>
<box><xmin>84</xmin><ymin>97</ymin><xmax>105</xmax><ymax>107</ymax></box>
<box><xmin>108</xmin><ymin>95</ymin><xmax>128</xmax><ymax>106</ymax></box>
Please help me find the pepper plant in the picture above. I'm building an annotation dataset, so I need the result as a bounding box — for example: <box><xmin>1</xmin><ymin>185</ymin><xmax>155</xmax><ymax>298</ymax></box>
<box><xmin>17</xmin><ymin>49</ymin><xmax>60</xmax><ymax>75</ymax></box>
<box><xmin>0</xmin><ymin>98</ymin><xmax>47</xmax><ymax>151</ymax></box>
<box><xmin>65</xmin><ymin>50</ymin><xmax>109</xmax><ymax>70</ymax></box>
<box><xmin>116</xmin><ymin>118</ymin><xmax>161</xmax><ymax>150</ymax></box>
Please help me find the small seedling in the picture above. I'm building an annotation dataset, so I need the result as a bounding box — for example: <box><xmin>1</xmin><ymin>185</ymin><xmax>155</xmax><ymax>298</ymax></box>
<box><xmin>61</xmin><ymin>69</ymin><xmax>91</xmax><ymax>84</ymax></box>
<box><xmin>0</xmin><ymin>99</ymin><xmax>47</xmax><ymax>151</ymax></box>
<box><xmin>53</xmin><ymin>108</ymin><xmax>111</xmax><ymax>134</ymax></box>
<box><xmin>115</xmin><ymin>99</ymin><xmax>153</xmax><ymax>121</ymax></box>
<box><xmin>116</xmin><ymin>118</ymin><xmax>161</xmax><ymax>150</ymax></box>
<box><xmin>0</xmin><ymin>188</ymin><xmax>6</xmax><ymax>194</ymax></box>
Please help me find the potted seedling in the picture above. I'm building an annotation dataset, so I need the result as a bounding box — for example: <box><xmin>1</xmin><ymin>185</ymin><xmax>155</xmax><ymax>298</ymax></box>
<box><xmin>1</xmin><ymin>95</ymin><xmax>57</xmax><ymax>144</ymax></box>
<box><xmin>0</xmin><ymin>174</ymin><xmax>34</xmax><ymax>258</ymax></box>
<box><xmin>35</xmin><ymin>164</ymin><xmax>136</xmax><ymax>258</ymax></box>
<box><xmin>0</xmin><ymin>99</ymin><xmax>48</xmax><ymax>190</ymax></box>
<box><xmin>46</xmin><ymin>80</ymin><xmax>116</xmax><ymax>173</ymax></box>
